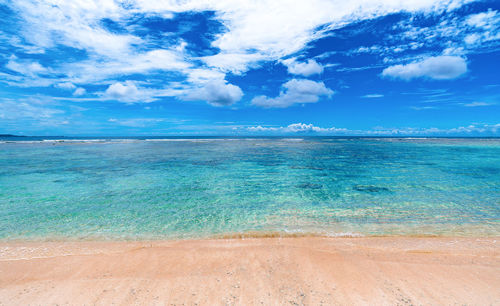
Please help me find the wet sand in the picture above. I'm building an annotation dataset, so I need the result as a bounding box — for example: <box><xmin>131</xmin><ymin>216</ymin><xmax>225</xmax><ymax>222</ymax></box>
<box><xmin>0</xmin><ymin>237</ymin><xmax>499</xmax><ymax>305</ymax></box>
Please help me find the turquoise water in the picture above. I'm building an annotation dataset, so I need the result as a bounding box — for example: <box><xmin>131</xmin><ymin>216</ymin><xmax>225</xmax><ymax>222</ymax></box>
<box><xmin>0</xmin><ymin>137</ymin><xmax>499</xmax><ymax>240</ymax></box>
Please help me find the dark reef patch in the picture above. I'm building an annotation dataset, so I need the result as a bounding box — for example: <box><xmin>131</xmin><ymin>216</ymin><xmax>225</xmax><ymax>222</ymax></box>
<box><xmin>353</xmin><ymin>185</ymin><xmax>391</xmax><ymax>193</ymax></box>
<box><xmin>297</xmin><ymin>183</ymin><xmax>323</xmax><ymax>189</ymax></box>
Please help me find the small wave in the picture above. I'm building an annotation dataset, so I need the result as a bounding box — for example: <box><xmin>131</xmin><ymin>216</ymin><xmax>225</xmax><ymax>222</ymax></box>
<box><xmin>212</xmin><ymin>230</ymin><xmax>364</xmax><ymax>239</ymax></box>
<box><xmin>144</xmin><ymin>138</ymin><xmax>239</xmax><ymax>142</ymax></box>
<box><xmin>42</xmin><ymin>139</ymin><xmax>140</xmax><ymax>143</ymax></box>
<box><xmin>145</xmin><ymin>139</ymin><xmax>207</xmax><ymax>142</ymax></box>
<box><xmin>282</xmin><ymin>138</ymin><xmax>304</xmax><ymax>142</ymax></box>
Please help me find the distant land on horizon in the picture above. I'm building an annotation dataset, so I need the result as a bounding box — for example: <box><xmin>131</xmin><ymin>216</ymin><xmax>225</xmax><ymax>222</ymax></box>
<box><xmin>0</xmin><ymin>134</ymin><xmax>27</xmax><ymax>137</ymax></box>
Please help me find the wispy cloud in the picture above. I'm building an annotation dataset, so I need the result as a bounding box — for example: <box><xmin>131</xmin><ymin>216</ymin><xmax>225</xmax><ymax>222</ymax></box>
<box><xmin>382</xmin><ymin>56</ymin><xmax>467</xmax><ymax>81</ymax></box>
<box><xmin>410</xmin><ymin>106</ymin><xmax>438</xmax><ymax>110</ymax></box>
<box><xmin>282</xmin><ymin>58</ymin><xmax>323</xmax><ymax>76</ymax></box>
<box><xmin>107</xmin><ymin>118</ymin><xmax>166</xmax><ymax>127</ymax></box>
<box><xmin>361</xmin><ymin>94</ymin><xmax>384</xmax><ymax>98</ymax></box>
<box><xmin>0</xmin><ymin>99</ymin><xmax>63</xmax><ymax>120</ymax></box>
<box><xmin>461</xmin><ymin>101</ymin><xmax>496</xmax><ymax>107</ymax></box>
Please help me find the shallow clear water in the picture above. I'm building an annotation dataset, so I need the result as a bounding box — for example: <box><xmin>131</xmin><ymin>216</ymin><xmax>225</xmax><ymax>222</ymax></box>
<box><xmin>0</xmin><ymin>137</ymin><xmax>499</xmax><ymax>240</ymax></box>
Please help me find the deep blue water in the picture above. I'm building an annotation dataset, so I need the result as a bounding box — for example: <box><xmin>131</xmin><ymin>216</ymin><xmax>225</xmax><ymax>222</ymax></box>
<box><xmin>0</xmin><ymin>137</ymin><xmax>499</xmax><ymax>240</ymax></box>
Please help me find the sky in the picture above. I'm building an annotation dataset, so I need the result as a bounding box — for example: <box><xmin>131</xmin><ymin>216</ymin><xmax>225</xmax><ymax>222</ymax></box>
<box><xmin>0</xmin><ymin>0</ymin><xmax>499</xmax><ymax>136</ymax></box>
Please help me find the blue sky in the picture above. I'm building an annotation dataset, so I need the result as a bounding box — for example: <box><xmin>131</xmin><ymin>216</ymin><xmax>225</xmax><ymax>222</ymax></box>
<box><xmin>0</xmin><ymin>0</ymin><xmax>499</xmax><ymax>136</ymax></box>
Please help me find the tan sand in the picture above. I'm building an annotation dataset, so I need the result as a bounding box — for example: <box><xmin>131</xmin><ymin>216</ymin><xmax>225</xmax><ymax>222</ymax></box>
<box><xmin>0</xmin><ymin>237</ymin><xmax>499</xmax><ymax>305</ymax></box>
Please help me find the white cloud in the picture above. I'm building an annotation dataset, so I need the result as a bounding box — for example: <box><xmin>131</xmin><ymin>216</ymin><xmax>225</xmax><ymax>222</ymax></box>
<box><xmin>386</xmin><ymin>9</ymin><xmax>500</xmax><ymax>63</ymax></box>
<box><xmin>464</xmin><ymin>33</ymin><xmax>481</xmax><ymax>45</ymax></box>
<box><xmin>283</xmin><ymin>58</ymin><xmax>323</xmax><ymax>76</ymax></box>
<box><xmin>201</xmin><ymin>53</ymin><xmax>265</xmax><ymax>75</ymax></box>
<box><xmin>370</xmin><ymin>124</ymin><xmax>500</xmax><ymax>135</ymax></box>
<box><xmin>466</xmin><ymin>10</ymin><xmax>499</xmax><ymax>29</ymax></box>
<box><xmin>463</xmin><ymin>11</ymin><xmax>500</xmax><ymax>46</ymax></box>
<box><xmin>107</xmin><ymin>118</ymin><xmax>165</xmax><ymax>127</ymax></box>
<box><xmin>9</xmin><ymin>0</ymin><xmax>474</xmax><ymax>76</ymax></box>
<box><xmin>462</xmin><ymin>101</ymin><xmax>495</xmax><ymax>107</ymax></box>
<box><xmin>55</xmin><ymin>82</ymin><xmax>77</xmax><ymax>90</ymax></box>
<box><xmin>5</xmin><ymin>57</ymin><xmax>48</xmax><ymax>76</ymax></box>
<box><xmin>1</xmin><ymin>0</ymin><xmax>482</xmax><ymax>107</ymax></box>
<box><xmin>252</xmin><ymin>79</ymin><xmax>333</xmax><ymax>108</ymax></box>
<box><xmin>381</xmin><ymin>56</ymin><xmax>467</xmax><ymax>80</ymax></box>
<box><xmin>11</xmin><ymin>0</ymin><xmax>138</xmax><ymax>57</ymax></box>
<box><xmin>246</xmin><ymin>125</ymin><xmax>279</xmax><ymax>132</ymax></box>
<box><xmin>361</xmin><ymin>94</ymin><xmax>384</xmax><ymax>98</ymax></box>
<box><xmin>178</xmin><ymin>0</ymin><xmax>470</xmax><ymax>73</ymax></box>
<box><xmin>0</xmin><ymin>99</ymin><xmax>63</xmax><ymax>120</ymax></box>
<box><xmin>410</xmin><ymin>106</ymin><xmax>438</xmax><ymax>110</ymax></box>
<box><xmin>244</xmin><ymin>122</ymin><xmax>500</xmax><ymax>135</ymax></box>
<box><xmin>285</xmin><ymin>123</ymin><xmax>344</xmax><ymax>133</ymax></box>
<box><xmin>105</xmin><ymin>81</ymin><xmax>139</xmax><ymax>100</ymax></box>
<box><xmin>186</xmin><ymin>69</ymin><xmax>227</xmax><ymax>84</ymax></box>
<box><xmin>183</xmin><ymin>80</ymin><xmax>243</xmax><ymax>106</ymax></box>
<box><xmin>68</xmin><ymin>49</ymin><xmax>191</xmax><ymax>84</ymax></box>
<box><xmin>104</xmin><ymin>81</ymin><xmax>155</xmax><ymax>103</ymax></box>
<box><xmin>73</xmin><ymin>87</ymin><xmax>86</xmax><ymax>96</ymax></box>
<box><xmin>247</xmin><ymin>123</ymin><xmax>347</xmax><ymax>133</ymax></box>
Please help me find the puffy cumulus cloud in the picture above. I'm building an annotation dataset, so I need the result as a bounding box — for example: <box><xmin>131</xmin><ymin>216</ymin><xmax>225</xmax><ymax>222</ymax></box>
<box><xmin>104</xmin><ymin>81</ymin><xmax>156</xmax><ymax>103</ymax></box>
<box><xmin>252</xmin><ymin>79</ymin><xmax>333</xmax><ymax>108</ymax></box>
<box><xmin>282</xmin><ymin>58</ymin><xmax>323</xmax><ymax>76</ymax></box>
<box><xmin>183</xmin><ymin>80</ymin><xmax>243</xmax><ymax>106</ymax></box>
<box><xmin>381</xmin><ymin>56</ymin><xmax>467</xmax><ymax>80</ymax></box>
<box><xmin>245</xmin><ymin>122</ymin><xmax>349</xmax><ymax>133</ymax></box>
<box><xmin>253</xmin><ymin>79</ymin><xmax>333</xmax><ymax>108</ymax></box>
<box><xmin>247</xmin><ymin>123</ymin><xmax>347</xmax><ymax>133</ymax></box>
<box><xmin>245</xmin><ymin>122</ymin><xmax>500</xmax><ymax>135</ymax></box>
<box><xmin>73</xmin><ymin>87</ymin><xmax>86</xmax><ymax>96</ymax></box>
<box><xmin>285</xmin><ymin>123</ymin><xmax>343</xmax><ymax>133</ymax></box>
<box><xmin>105</xmin><ymin>81</ymin><xmax>139</xmax><ymax>100</ymax></box>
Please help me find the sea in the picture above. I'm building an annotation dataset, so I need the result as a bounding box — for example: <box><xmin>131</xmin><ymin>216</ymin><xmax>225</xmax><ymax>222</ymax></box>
<box><xmin>0</xmin><ymin>136</ymin><xmax>499</xmax><ymax>240</ymax></box>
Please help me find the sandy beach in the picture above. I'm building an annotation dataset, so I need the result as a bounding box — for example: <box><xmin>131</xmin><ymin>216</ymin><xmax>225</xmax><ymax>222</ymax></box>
<box><xmin>0</xmin><ymin>237</ymin><xmax>498</xmax><ymax>305</ymax></box>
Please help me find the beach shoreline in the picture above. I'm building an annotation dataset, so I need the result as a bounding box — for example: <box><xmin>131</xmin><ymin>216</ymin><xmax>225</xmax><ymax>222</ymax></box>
<box><xmin>1</xmin><ymin>236</ymin><xmax>498</xmax><ymax>305</ymax></box>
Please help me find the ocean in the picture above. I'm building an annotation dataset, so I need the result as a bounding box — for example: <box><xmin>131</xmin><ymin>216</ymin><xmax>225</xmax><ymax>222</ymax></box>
<box><xmin>0</xmin><ymin>137</ymin><xmax>499</xmax><ymax>240</ymax></box>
